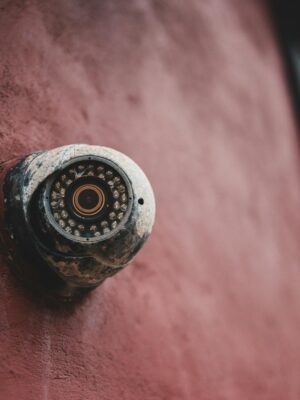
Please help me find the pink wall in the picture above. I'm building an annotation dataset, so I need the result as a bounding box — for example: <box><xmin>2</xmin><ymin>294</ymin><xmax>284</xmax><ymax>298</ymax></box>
<box><xmin>0</xmin><ymin>1</ymin><xmax>300</xmax><ymax>398</ymax></box>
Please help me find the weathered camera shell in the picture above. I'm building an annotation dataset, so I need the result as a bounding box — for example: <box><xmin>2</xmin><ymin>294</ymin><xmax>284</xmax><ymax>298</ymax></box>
<box><xmin>0</xmin><ymin>144</ymin><xmax>155</xmax><ymax>302</ymax></box>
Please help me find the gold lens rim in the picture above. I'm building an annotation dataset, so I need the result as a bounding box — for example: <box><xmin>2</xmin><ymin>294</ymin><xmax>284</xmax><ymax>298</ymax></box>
<box><xmin>72</xmin><ymin>184</ymin><xmax>105</xmax><ymax>216</ymax></box>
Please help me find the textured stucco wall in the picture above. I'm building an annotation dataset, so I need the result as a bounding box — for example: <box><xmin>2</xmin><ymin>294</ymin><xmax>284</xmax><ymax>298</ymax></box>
<box><xmin>0</xmin><ymin>1</ymin><xmax>300</xmax><ymax>399</ymax></box>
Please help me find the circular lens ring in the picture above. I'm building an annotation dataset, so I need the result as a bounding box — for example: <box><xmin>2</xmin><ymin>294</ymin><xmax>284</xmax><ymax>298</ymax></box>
<box><xmin>44</xmin><ymin>155</ymin><xmax>133</xmax><ymax>243</ymax></box>
<box><xmin>72</xmin><ymin>184</ymin><xmax>105</xmax><ymax>216</ymax></box>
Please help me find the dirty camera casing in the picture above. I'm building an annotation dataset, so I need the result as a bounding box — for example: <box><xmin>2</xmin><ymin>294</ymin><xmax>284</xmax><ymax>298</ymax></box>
<box><xmin>0</xmin><ymin>145</ymin><xmax>155</xmax><ymax>302</ymax></box>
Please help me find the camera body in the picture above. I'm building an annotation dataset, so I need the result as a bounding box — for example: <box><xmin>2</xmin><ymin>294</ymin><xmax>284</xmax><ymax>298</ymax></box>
<box><xmin>0</xmin><ymin>144</ymin><xmax>155</xmax><ymax>302</ymax></box>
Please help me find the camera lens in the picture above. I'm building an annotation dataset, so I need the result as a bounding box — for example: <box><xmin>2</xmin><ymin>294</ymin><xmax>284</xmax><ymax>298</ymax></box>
<box><xmin>72</xmin><ymin>184</ymin><xmax>105</xmax><ymax>216</ymax></box>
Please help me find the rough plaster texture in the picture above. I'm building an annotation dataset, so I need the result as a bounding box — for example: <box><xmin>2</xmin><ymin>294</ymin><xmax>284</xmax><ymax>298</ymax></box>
<box><xmin>0</xmin><ymin>1</ymin><xmax>300</xmax><ymax>399</ymax></box>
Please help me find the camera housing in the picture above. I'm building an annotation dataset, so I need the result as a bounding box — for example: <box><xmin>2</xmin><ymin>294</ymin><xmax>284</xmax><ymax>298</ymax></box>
<box><xmin>0</xmin><ymin>144</ymin><xmax>155</xmax><ymax>302</ymax></box>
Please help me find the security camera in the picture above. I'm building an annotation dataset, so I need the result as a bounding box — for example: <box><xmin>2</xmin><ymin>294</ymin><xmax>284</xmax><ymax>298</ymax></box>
<box><xmin>0</xmin><ymin>144</ymin><xmax>155</xmax><ymax>302</ymax></box>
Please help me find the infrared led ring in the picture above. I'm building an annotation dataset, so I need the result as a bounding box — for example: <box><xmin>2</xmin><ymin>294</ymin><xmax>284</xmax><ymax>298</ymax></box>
<box><xmin>42</xmin><ymin>156</ymin><xmax>133</xmax><ymax>242</ymax></box>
